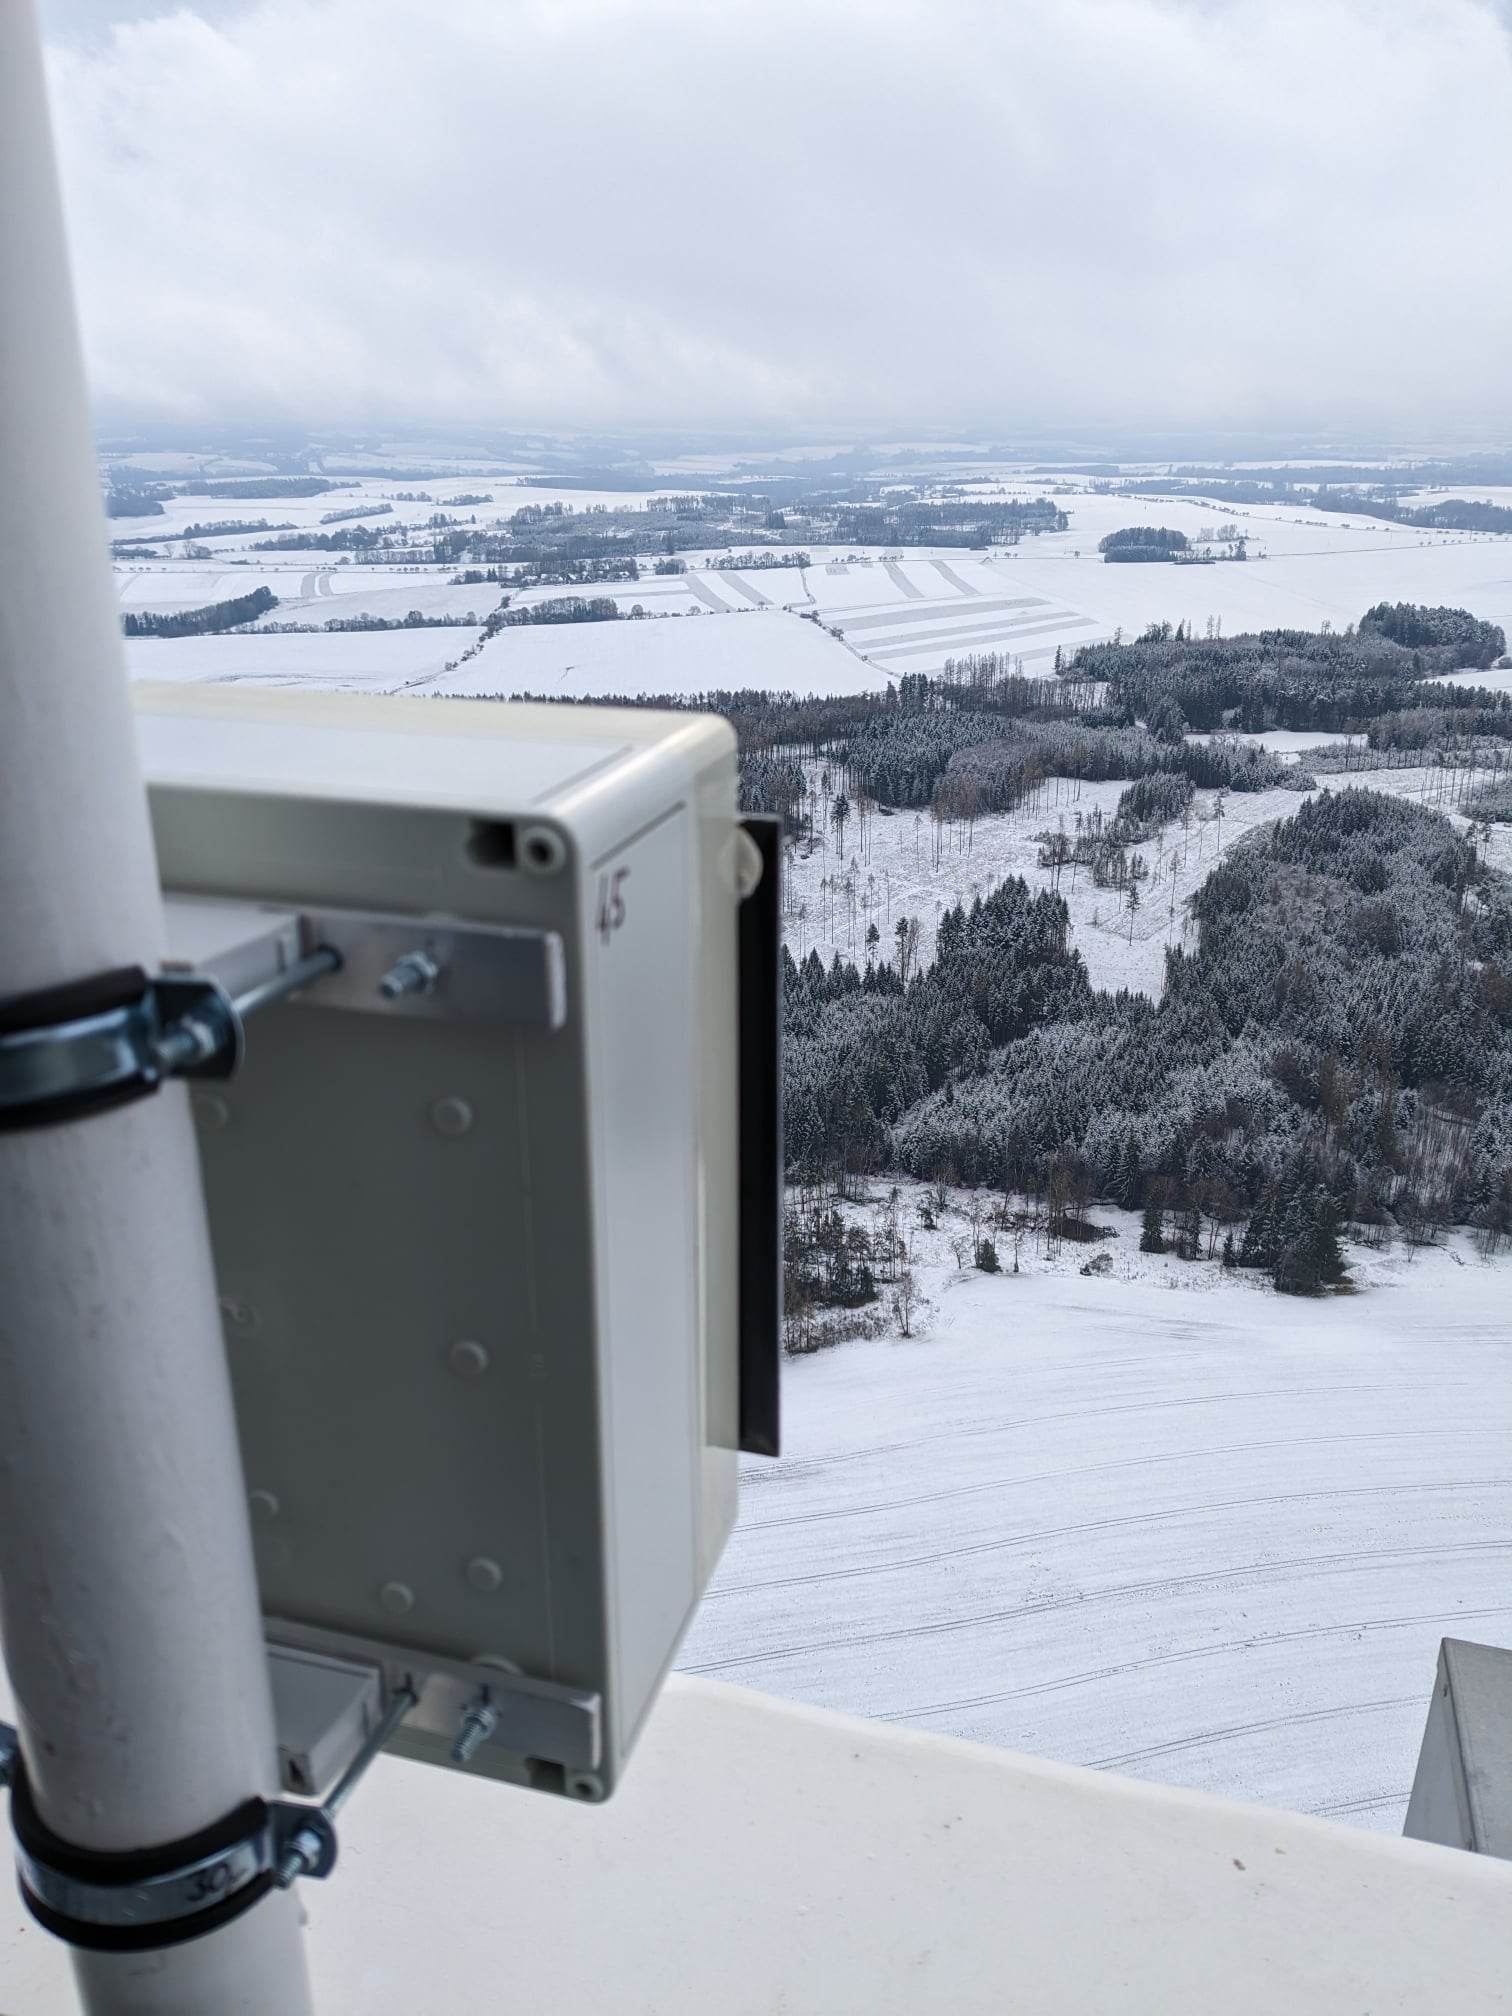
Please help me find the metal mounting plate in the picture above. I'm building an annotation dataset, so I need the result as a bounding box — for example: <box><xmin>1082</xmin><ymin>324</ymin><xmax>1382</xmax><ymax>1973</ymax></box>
<box><xmin>297</xmin><ymin>909</ymin><xmax>567</xmax><ymax>1031</ymax></box>
<box><xmin>162</xmin><ymin>895</ymin><xmax>567</xmax><ymax>1033</ymax></box>
<box><xmin>267</xmin><ymin>1619</ymin><xmax>602</xmax><ymax>1782</ymax></box>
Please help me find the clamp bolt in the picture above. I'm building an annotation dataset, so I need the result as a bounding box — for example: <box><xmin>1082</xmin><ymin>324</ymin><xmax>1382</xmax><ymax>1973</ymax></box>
<box><xmin>378</xmin><ymin>950</ymin><xmax>441</xmax><ymax>1000</ymax></box>
<box><xmin>274</xmin><ymin>1823</ymin><xmax>326</xmax><ymax>1889</ymax></box>
<box><xmin>451</xmin><ymin>1695</ymin><xmax>499</xmax><ymax>1765</ymax></box>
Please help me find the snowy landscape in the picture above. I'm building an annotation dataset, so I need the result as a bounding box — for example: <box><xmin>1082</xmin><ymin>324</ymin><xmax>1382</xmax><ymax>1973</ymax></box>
<box><xmin>16</xmin><ymin>0</ymin><xmax>1512</xmax><ymax>2000</ymax></box>
<box><xmin>110</xmin><ymin>461</ymin><xmax>1512</xmax><ymax>700</ymax></box>
<box><xmin>680</xmin><ymin>1191</ymin><xmax>1512</xmax><ymax>1835</ymax></box>
<box><xmin>106</xmin><ymin>432</ymin><xmax>1512</xmax><ymax>1835</ymax></box>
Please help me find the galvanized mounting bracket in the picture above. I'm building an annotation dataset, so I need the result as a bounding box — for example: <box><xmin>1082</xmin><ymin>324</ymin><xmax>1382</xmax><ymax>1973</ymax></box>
<box><xmin>0</xmin><ymin>897</ymin><xmax>567</xmax><ymax>1135</ymax></box>
<box><xmin>267</xmin><ymin>1618</ymin><xmax>603</xmax><ymax>1790</ymax></box>
<box><xmin>0</xmin><ymin>1681</ymin><xmax>414</xmax><ymax>1952</ymax></box>
<box><xmin>0</xmin><ymin>948</ymin><xmax>339</xmax><ymax>1135</ymax></box>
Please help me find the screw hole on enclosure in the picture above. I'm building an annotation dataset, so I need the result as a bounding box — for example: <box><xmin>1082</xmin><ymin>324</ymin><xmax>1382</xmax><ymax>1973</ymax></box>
<box><xmin>465</xmin><ymin>820</ymin><xmax>516</xmax><ymax>870</ymax></box>
<box><xmin>569</xmin><ymin>1774</ymin><xmax>602</xmax><ymax>1800</ymax></box>
<box><xmin>521</xmin><ymin>826</ymin><xmax>567</xmax><ymax>876</ymax></box>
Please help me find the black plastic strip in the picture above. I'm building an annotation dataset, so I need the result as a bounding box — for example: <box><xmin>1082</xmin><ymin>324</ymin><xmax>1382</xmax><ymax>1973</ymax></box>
<box><xmin>737</xmin><ymin>815</ymin><xmax>782</xmax><ymax>1457</ymax></box>
<box><xmin>0</xmin><ymin>969</ymin><xmax>237</xmax><ymax>1134</ymax></box>
<box><xmin>9</xmin><ymin>1774</ymin><xmax>276</xmax><ymax>1953</ymax></box>
<box><xmin>0</xmin><ymin>966</ymin><xmax>148</xmax><ymax>1036</ymax></box>
<box><xmin>18</xmin><ymin>1871</ymin><xmax>277</xmax><ymax>1954</ymax></box>
<box><xmin>9</xmin><ymin>1775</ymin><xmax>267</xmax><ymax>1885</ymax></box>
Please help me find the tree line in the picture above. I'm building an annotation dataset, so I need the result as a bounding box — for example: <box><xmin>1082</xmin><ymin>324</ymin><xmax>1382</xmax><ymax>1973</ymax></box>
<box><xmin>121</xmin><ymin>585</ymin><xmax>278</xmax><ymax>637</ymax></box>
<box><xmin>1075</xmin><ymin>607</ymin><xmax>1505</xmax><ymax>736</ymax></box>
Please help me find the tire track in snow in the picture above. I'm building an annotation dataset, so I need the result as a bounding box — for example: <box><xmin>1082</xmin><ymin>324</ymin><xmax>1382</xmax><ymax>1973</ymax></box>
<box><xmin>880</xmin><ymin>1602</ymin><xmax>1512</xmax><ymax>1727</ymax></box>
<box><xmin>1313</xmin><ymin>1790</ymin><xmax>1411</xmax><ymax>1818</ymax></box>
<box><xmin>1089</xmin><ymin>1694</ymin><xmax>1419</xmax><ymax>1772</ymax></box>
<box><xmin>746</xmin><ymin>1381</ymin><xmax>1468</xmax><ymax>1488</ymax></box>
<box><xmin>740</xmin><ymin>1426</ymin><xmax>1494</xmax><ymax>1533</ymax></box>
<box><xmin>718</xmin><ymin>573</ymin><xmax>771</xmax><ymax>607</ymax></box>
<box><xmin>681</xmin><ymin>1538</ymin><xmax>1512</xmax><ymax>1675</ymax></box>
<box><xmin>703</xmin><ymin>1477</ymin><xmax>1512</xmax><ymax>1601</ymax></box>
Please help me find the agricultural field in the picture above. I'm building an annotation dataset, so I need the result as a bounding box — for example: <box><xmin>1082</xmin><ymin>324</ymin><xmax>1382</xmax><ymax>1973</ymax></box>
<box><xmin>109</xmin><ymin>466</ymin><xmax>1512</xmax><ymax>699</ymax></box>
<box><xmin>434</xmin><ymin>607</ymin><xmax>876</xmax><ymax>700</ymax></box>
<box><xmin>678</xmin><ymin>1189</ymin><xmax>1512</xmax><ymax>1836</ymax></box>
<box><xmin>125</xmin><ymin>625</ymin><xmax>483</xmax><ymax>689</ymax></box>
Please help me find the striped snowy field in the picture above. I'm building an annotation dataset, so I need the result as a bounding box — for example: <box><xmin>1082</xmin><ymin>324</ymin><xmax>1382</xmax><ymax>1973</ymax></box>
<box><xmin>679</xmin><ymin>1201</ymin><xmax>1512</xmax><ymax>1835</ymax></box>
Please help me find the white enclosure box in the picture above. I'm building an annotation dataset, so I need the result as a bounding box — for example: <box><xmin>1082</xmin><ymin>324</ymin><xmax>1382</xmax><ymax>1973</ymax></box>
<box><xmin>132</xmin><ymin>684</ymin><xmax>778</xmax><ymax>1803</ymax></box>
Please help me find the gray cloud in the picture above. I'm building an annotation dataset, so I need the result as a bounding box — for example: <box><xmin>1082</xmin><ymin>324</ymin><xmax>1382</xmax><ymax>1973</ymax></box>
<box><xmin>41</xmin><ymin>0</ymin><xmax>248</xmax><ymax>39</ymax></box>
<box><xmin>40</xmin><ymin>0</ymin><xmax>1512</xmax><ymax>433</ymax></box>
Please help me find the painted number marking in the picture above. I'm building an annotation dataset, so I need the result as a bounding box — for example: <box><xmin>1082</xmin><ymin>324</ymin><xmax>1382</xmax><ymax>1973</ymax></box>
<box><xmin>596</xmin><ymin>867</ymin><xmax>630</xmax><ymax>943</ymax></box>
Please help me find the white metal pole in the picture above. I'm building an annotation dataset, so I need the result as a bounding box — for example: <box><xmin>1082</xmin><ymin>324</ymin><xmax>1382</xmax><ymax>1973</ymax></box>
<box><xmin>0</xmin><ymin>7</ymin><xmax>315</xmax><ymax>2012</ymax></box>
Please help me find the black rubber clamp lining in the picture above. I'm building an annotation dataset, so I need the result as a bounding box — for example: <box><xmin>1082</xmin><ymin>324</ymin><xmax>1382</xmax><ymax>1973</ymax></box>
<box><xmin>10</xmin><ymin>1771</ymin><xmax>277</xmax><ymax>1953</ymax></box>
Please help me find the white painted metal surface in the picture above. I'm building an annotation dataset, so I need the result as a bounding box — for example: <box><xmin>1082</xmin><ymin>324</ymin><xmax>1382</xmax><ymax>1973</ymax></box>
<box><xmin>5</xmin><ymin>1674</ymin><xmax>1511</xmax><ymax>2014</ymax></box>
<box><xmin>1406</xmin><ymin>1639</ymin><xmax>1512</xmax><ymax>1859</ymax></box>
<box><xmin>591</xmin><ymin>809</ymin><xmax>700</xmax><ymax>1754</ymax></box>
<box><xmin>0</xmin><ymin>7</ymin><xmax>312</xmax><ymax>2008</ymax></box>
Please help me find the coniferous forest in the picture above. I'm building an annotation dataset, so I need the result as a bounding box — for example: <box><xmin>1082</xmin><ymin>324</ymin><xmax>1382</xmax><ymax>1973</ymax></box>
<box><xmin>477</xmin><ymin>604</ymin><xmax>1512</xmax><ymax>1314</ymax></box>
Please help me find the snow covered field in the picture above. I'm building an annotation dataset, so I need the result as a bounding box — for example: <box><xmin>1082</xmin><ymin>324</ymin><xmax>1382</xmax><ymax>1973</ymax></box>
<box><xmin>785</xmin><ymin>758</ymin><xmax>1512</xmax><ymax>997</ymax></box>
<box><xmin>429</xmin><ymin>606</ymin><xmax>876</xmax><ymax>699</ymax></box>
<box><xmin>679</xmin><ymin>1192</ymin><xmax>1512</xmax><ymax>1834</ymax></box>
<box><xmin>111</xmin><ymin>470</ymin><xmax>1512</xmax><ymax>699</ymax></box>
<box><xmin>125</xmin><ymin>626</ymin><xmax>482</xmax><ymax>689</ymax></box>
<box><xmin>1439</xmin><ymin>664</ymin><xmax>1512</xmax><ymax>696</ymax></box>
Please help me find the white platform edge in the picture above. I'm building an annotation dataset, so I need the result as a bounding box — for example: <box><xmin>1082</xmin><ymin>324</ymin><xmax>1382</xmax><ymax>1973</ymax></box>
<box><xmin>5</xmin><ymin>1673</ymin><xmax>1510</xmax><ymax>2013</ymax></box>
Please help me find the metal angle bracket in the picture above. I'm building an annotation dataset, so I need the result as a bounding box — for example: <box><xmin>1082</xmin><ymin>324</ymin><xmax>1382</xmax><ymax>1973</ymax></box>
<box><xmin>266</xmin><ymin>1618</ymin><xmax>603</xmax><ymax>1782</ymax></box>
<box><xmin>160</xmin><ymin>894</ymin><xmax>569</xmax><ymax>1035</ymax></box>
<box><xmin>0</xmin><ymin>899</ymin><xmax>568</xmax><ymax>1134</ymax></box>
<box><xmin>293</xmin><ymin>907</ymin><xmax>568</xmax><ymax>1033</ymax></box>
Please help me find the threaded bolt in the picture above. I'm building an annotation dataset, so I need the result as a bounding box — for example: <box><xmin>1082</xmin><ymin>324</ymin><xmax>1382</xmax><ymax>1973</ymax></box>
<box><xmin>274</xmin><ymin>1824</ymin><xmax>325</xmax><ymax>1889</ymax></box>
<box><xmin>451</xmin><ymin>1697</ymin><xmax>498</xmax><ymax>1765</ymax></box>
<box><xmin>378</xmin><ymin>950</ymin><xmax>441</xmax><ymax>1000</ymax></box>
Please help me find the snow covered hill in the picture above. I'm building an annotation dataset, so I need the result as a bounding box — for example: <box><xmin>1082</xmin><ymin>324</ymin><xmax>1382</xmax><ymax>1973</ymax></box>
<box><xmin>679</xmin><ymin>1189</ymin><xmax>1512</xmax><ymax>1834</ymax></box>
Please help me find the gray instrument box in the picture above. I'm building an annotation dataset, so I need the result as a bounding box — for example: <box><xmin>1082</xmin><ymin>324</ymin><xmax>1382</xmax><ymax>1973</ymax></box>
<box><xmin>134</xmin><ymin>684</ymin><xmax>778</xmax><ymax>1803</ymax></box>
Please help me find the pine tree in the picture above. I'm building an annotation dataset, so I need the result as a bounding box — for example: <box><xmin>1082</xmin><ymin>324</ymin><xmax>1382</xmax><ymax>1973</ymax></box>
<box><xmin>1238</xmin><ymin>1196</ymin><xmax>1274</xmax><ymax>1269</ymax></box>
<box><xmin>1271</xmin><ymin>1189</ymin><xmax>1312</xmax><ymax>1293</ymax></box>
<box><xmin>1116</xmin><ymin>1133</ymin><xmax>1143</xmax><ymax>1210</ymax></box>
<box><xmin>1309</xmin><ymin>1188</ymin><xmax>1347</xmax><ymax>1287</ymax></box>
<box><xmin>1139</xmin><ymin>1202</ymin><xmax>1166</xmax><ymax>1254</ymax></box>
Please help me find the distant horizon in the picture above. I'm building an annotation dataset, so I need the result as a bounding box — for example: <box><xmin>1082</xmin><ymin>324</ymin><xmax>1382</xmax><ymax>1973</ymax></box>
<box><xmin>92</xmin><ymin>421</ymin><xmax>1512</xmax><ymax>468</ymax></box>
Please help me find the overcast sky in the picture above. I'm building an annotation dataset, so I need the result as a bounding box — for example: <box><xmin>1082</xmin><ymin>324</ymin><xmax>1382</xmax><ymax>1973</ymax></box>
<box><xmin>38</xmin><ymin>0</ymin><xmax>1512</xmax><ymax>437</ymax></box>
